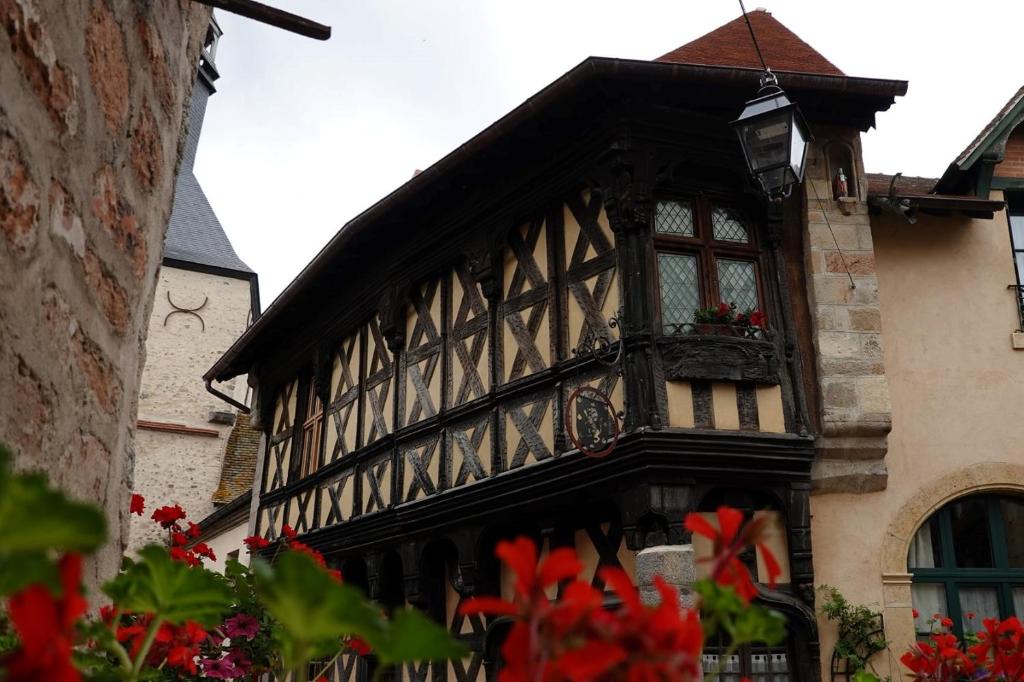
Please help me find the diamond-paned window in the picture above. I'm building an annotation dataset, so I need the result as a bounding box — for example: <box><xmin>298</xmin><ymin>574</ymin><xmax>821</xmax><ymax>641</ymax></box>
<box><xmin>716</xmin><ymin>259</ymin><xmax>759</xmax><ymax>312</ymax></box>
<box><xmin>658</xmin><ymin>253</ymin><xmax>700</xmax><ymax>332</ymax></box>
<box><xmin>712</xmin><ymin>206</ymin><xmax>749</xmax><ymax>243</ymax></box>
<box><xmin>654</xmin><ymin>195</ymin><xmax>766</xmax><ymax>334</ymax></box>
<box><xmin>655</xmin><ymin>200</ymin><xmax>695</xmax><ymax>237</ymax></box>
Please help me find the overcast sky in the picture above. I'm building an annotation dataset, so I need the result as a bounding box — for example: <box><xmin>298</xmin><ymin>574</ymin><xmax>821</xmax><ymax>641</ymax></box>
<box><xmin>194</xmin><ymin>1</ymin><xmax>1024</xmax><ymax>305</ymax></box>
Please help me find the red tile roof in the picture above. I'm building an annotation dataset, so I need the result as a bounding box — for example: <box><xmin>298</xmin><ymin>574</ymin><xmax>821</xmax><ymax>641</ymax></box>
<box><xmin>657</xmin><ymin>10</ymin><xmax>844</xmax><ymax>77</ymax></box>
<box><xmin>866</xmin><ymin>173</ymin><xmax>938</xmax><ymax>196</ymax></box>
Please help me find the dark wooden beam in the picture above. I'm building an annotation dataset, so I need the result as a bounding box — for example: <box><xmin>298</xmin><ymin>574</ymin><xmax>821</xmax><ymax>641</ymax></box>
<box><xmin>191</xmin><ymin>0</ymin><xmax>331</xmax><ymax>40</ymax></box>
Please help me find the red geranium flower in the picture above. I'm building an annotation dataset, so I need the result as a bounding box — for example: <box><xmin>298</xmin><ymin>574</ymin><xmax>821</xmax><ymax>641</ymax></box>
<box><xmin>130</xmin><ymin>493</ymin><xmax>145</xmax><ymax>516</ymax></box>
<box><xmin>684</xmin><ymin>506</ymin><xmax>780</xmax><ymax>603</ymax></box>
<box><xmin>187</xmin><ymin>521</ymin><xmax>202</xmax><ymax>538</ymax></box>
<box><xmin>170</xmin><ymin>546</ymin><xmax>201</xmax><ymax>567</ymax></box>
<box><xmin>282</xmin><ymin>524</ymin><xmax>298</xmax><ymax>540</ymax></box>
<box><xmin>749</xmin><ymin>310</ymin><xmax>768</xmax><ymax>328</ymax></box>
<box><xmin>3</xmin><ymin>553</ymin><xmax>87</xmax><ymax>682</ymax></box>
<box><xmin>194</xmin><ymin>542</ymin><xmax>216</xmax><ymax>562</ymax></box>
<box><xmin>152</xmin><ymin>504</ymin><xmax>187</xmax><ymax>528</ymax></box>
<box><xmin>244</xmin><ymin>535</ymin><xmax>270</xmax><ymax>551</ymax></box>
<box><xmin>171</xmin><ymin>531</ymin><xmax>188</xmax><ymax>547</ymax></box>
<box><xmin>716</xmin><ymin>302</ymin><xmax>733</xmax><ymax>319</ymax></box>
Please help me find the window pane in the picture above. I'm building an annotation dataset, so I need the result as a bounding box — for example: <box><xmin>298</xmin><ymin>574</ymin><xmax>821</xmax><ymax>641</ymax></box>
<box><xmin>655</xmin><ymin>200</ymin><xmax>694</xmax><ymax>237</ymax></box>
<box><xmin>1010</xmin><ymin>214</ymin><xmax>1024</xmax><ymax>248</ymax></box>
<box><xmin>959</xmin><ymin>586</ymin><xmax>999</xmax><ymax>634</ymax></box>
<box><xmin>949</xmin><ymin>498</ymin><xmax>994</xmax><ymax>568</ymax></box>
<box><xmin>911</xmin><ymin>583</ymin><xmax>947</xmax><ymax>633</ymax></box>
<box><xmin>1016</xmin><ymin>253</ymin><xmax>1024</xmax><ymax>282</ymax></box>
<box><xmin>1013</xmin><ymin>587</ymin><xmax>1024</xmax><ymax>618</ymax></box>
<box><xmin>909</xmin><ymin>517</ymin><xmax>943</xmax><ymax>569</ymax></box>
<box><xmin>658</xmin><ymin>253</ymin><xmax>700</xmax><ymax>333</ymax></box>
<box><xmin>1001</xmin><ymin>498</ymin><xmax>1024</xmax><ymax>568</ymax></box>
<box><xmin>717</xmin><ymin>259</ymin><xmax>759</xmax><ymax>312</ymax></box>
<box><xmin>712</xmin><ymin>206</ymin><xmax>750</xmax><ymax>243</ymax></box>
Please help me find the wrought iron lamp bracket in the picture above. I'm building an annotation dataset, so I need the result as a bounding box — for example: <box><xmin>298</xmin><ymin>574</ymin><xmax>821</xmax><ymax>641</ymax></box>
<box><xmin>570</xmin><ymin>307</ymin><xmax>624</xmax><ymax>376</ymax></box>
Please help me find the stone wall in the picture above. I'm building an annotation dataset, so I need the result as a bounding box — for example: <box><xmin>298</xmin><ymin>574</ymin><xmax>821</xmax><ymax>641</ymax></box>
<box><xmin>801</xmin><ymin>130</ymin><xmax>892</xmax><ymax>493</ymax></box>
<box><xmin>0</xmin><ymin>0</ymin><xmax>211</xmax><ymax>587</ymax></box>
<box><xmin>130</xmin><ymin>265</ymin><xmax>252</xmax><ymax>550</ymax></box>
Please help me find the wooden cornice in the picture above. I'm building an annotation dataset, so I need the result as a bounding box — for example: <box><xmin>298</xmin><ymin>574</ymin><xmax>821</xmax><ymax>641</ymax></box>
<box><xmin>137</xmin><ymin>420</ymin><xmax>220</xmax><ymax>438</ymax></box>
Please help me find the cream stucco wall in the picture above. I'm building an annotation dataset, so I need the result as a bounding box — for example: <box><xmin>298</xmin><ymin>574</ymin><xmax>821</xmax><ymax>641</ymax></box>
<box><xmin>811</xmin><ymin>194</ymin><xmax>1024</xmax><ymax>678</ymax></box>
<box><xmin>201</xmin><ymin>521</ymin><xmax>249</xmax><ymax>573</ymax></box>
<box><xmin>130</xmin><ymin>265</ymin><xmax>252</xmax><ymax>549</ymax></box>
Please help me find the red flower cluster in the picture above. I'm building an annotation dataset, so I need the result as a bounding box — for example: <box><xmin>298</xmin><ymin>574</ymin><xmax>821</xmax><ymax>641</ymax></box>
<box><xmin>151</xmin><ymin>503</ymin><xmax>187</xmax><ymax>528</ymax></box>
<box><xmin>684</xmin><ymin>506</ymin><xmax>780</xmax><ymax>603</ymax></box>
<box><xmin>130</xmin><ymin>493</ymin><xmax>145</xmax><ymax>516</ymax></box>
<box><xmin>135</xmin><ymin>495</ymin><xmax>213</xmax><ymax>566</ymax></box>
<box><xmin>3</xmin><ymin>553</ymin><xmax>87</xmax><ymax>682</ymax></box>
<box><xmin>461</xmin><ymin>536</ymin><xmax>702</xmax><ymax>682</ymax></box>
<box><xmin>279</xmin><ymin>524</ymin><xmax>343</xmax><ymax>583</ymax></box>
<box><xmin>902</xmin><ymin>616</ymin><xmax>1024</xmax><ymax>681</ymax></box>
<box><xmin>244</xmin><ymin>534</ymin><xmax>271</xmax><ymax>551</ymax></box>
<box><xmin>117</xmin><ymin>617</ymin><xmax>208</xmax><ymax>675</ymax></box>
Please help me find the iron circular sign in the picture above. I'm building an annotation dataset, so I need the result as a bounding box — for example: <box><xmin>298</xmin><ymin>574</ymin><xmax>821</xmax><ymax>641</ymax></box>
<box><xmin>564</xmin><ymin>385</ymin><xmax>620</xmax><ymax>458</ymax></box>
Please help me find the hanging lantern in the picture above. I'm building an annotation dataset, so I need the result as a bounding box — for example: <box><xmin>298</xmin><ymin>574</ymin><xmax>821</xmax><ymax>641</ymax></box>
<box><xmin>731</xmin><ymin>74</ymin><xmax>813</xmax><ymax>199</ymax></box>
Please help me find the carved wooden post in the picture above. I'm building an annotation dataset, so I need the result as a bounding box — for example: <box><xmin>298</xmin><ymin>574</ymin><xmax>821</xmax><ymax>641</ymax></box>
<box><xmin>603</xmin><ymin>154</ymin><xmax>660</xmax><ymax>431</ymax></box>
<box><xmin>764</xmin><ymin>200</ymin><xmax>812</xmax><ymax>436</ymax></box>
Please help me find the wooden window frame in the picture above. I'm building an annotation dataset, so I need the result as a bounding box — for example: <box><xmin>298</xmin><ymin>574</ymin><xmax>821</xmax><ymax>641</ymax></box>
<box><xmin>652</xmin><ymin>194</ymin><xmax>768</xmax><ymax>332</ymax></box>
<box><xmin>293</xmin><ymin>373</ymin><xmax>324</xmax><ymax>482</ymax></box>
<box><xmin>910</xmin><ymin>494</ymin><xmax>1024</xmax><ymax>640</ymax></box>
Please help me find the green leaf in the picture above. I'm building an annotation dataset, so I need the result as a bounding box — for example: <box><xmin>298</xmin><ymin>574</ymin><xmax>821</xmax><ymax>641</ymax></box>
<box><xmin>102</xmin><ymin>545</ymin><xmax>231</xmax><ymax>625</ymax></box>
<box><xmin>372</xmin><ymin>608</ymin><xmax>467</xmax><ymax>665</ymax></box>
<box><xmin>0</xmin><ymin>552</ymin><xmax>59</xmax><ymax>595</ymax></box>
<box><xmin>727</xmin><ymin>603</ymin><xmax>787</xmax><ymax>647</ymax></box>
<box><xmin>853</xmin><ymin>669</ymin><xmax>883</xmax><ymax>682</ymax></box>
<box><xmin>0</xmin><ymin>457</ymin><xmax>106</xmax><ymax>555</ymax></box>
<box><xmin>254</xmin><ymin>552</ymin><xmax>386</xmax><ymax>669</ymax></box>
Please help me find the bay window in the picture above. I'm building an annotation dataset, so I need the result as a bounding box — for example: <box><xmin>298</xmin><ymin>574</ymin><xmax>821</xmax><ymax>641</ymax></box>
<box><xmin>654</xmin><ymin>196</ymin><xmax>766</xmax><ymax>334</ymax></box>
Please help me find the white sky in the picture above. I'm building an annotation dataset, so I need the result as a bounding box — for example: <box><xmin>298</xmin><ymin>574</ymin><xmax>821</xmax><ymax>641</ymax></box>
<box><xmin>194</xmin><ymin>1</ymin><xmax>1024</xmax><ymax>305</ymax></box>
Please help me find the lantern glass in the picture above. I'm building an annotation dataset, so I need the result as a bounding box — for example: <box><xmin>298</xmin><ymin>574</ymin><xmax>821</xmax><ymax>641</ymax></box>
<box><xmin>732</xmin><ymin>86</ymin><xmax>812</xmax><ymax>197</ymax></box>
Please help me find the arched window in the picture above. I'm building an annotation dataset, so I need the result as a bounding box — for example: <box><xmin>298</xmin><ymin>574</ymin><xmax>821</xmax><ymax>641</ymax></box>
<box><xmin>909</xmin><ymin>493</ymin><xmax>1024</xmax><ymax>638</ymax></box>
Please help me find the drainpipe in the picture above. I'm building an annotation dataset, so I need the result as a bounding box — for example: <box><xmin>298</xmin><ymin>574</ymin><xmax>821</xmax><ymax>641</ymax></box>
<box><xmin>204</xmin><ymin>378</ymin><xmax>250</xmax><ymax>414</ymax></box>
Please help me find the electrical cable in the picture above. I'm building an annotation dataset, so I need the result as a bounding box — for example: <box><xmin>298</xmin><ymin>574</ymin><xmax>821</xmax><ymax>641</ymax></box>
<box><xmin>737</xmin><ymin>0</ymin><xmax>769</xmax><ymax>73</ymax></box>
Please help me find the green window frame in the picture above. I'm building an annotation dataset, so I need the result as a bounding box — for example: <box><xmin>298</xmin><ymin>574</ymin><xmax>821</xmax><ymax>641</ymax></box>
<box><xmin>908</xmin><ymin>494</ymin><xmax>1024</xmax><ymax>640</ymax></box>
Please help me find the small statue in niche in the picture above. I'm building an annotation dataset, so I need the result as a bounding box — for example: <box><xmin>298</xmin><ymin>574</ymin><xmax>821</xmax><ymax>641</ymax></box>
<box><xmin>833</xmin><ymin>167</ymin><xmax>849</xmax><ymax>199</ymax></box>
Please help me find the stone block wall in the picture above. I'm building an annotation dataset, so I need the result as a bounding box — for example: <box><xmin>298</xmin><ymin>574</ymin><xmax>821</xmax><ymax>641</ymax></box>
<box><xmin>130</xmin><ymin>265</ymin><xmax>253</xmax><ymax>550</ymax></box>
<box><xmin>0</xmin><ymin>0</ymin><xmax>210</xmax><ymax>587</ymax></box>
<box><xmin>801</xmin><ymin>131</ymin><xmax>892</xmax><ymax>493</ymax></box>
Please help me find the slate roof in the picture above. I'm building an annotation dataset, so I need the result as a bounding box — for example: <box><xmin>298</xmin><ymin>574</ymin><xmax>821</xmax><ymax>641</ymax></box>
<box><xmin>211</xmin><ymin>411</ymin><xmax>261</xmax><ymax>504</ymax></box>
<box><xmin>657</xmin><ymin>10</ymin><xmax>844</xmax><ymax>77</ymax></box>
<box><xmin>165</xmin><ymin>172</ymin><xmax>253</xmax><ymax>274</ymax></box>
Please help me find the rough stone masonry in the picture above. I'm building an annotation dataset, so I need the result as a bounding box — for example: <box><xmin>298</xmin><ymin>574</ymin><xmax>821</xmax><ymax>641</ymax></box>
<box><xmin>0</xmin><ymin>0</ymin><xmax>211</xmax><ymax>588</ymax></box>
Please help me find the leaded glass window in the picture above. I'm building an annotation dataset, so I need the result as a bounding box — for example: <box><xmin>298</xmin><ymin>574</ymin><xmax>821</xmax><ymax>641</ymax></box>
<box><xmin>717</xmin><ymin>259</ymin><xmax>759</xmax><ymax>312</ymax></box>
<box><xmin>712</xmin><ymin>206</ymin><xmax>750</xmax><ymax>243</ymax></box>
<box><xmin>655</xmin><ymin>200</ymin><xmax>695</xmax><ymax>236</ymax></box>
<box><xmin>658</xmin><ymin>253</ymin><xmax>700</xmax><ymax>333</ymax></box>
<box><xmin>653</xmin><ymin>195</ymin><xmax>765</xmax><ymax>333</ymax></box>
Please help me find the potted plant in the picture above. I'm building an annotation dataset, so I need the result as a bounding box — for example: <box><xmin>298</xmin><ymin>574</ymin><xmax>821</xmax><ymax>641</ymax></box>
<box><xmin>693</xmin><ymin>302</ymin><xmax>767</xmax><ymax>336</ymax></box>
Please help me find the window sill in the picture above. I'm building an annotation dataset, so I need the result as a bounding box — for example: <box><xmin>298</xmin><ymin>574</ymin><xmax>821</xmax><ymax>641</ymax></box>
<box><xmin>657</xmin><ymin>333</ymin><xmax>780</xmax><ymax>384</ymax></box>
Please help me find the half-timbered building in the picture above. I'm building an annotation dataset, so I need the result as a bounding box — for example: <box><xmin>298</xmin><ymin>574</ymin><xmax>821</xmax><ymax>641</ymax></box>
<box><xmin>205</xmin><ymin>11</ymin><xmax>914</xmax><ymax>682</ymax></box>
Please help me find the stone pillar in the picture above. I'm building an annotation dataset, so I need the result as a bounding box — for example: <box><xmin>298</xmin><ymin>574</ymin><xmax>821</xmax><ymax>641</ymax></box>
<box><xmin>802</xmin><ymin>131</ymin><xmax>892</xmax><ymax>494</ymax></box>
<box><xmin>636</xmin><ymin>544</ymin><xmax>697</xmax><ymax>608</ymax></box>
<box><xmin>0</xmin><ymin>0</ymin><xmax>212</xmax><ymax>588</ymax></box>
